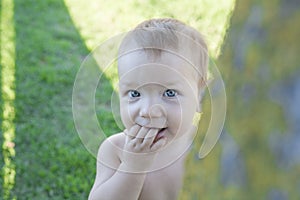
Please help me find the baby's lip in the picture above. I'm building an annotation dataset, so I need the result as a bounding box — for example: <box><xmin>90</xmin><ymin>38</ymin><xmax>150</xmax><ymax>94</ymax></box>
<box><xmin>135</xmin><ymin>118</ymin><xmax>167</xmax><ymax>129</ymax></box>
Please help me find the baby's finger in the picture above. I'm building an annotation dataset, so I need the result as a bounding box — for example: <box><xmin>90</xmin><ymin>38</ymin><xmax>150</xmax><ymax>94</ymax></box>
<box><xmin>127</xmin><ymin>125</ymin><xmax>141</xmax><ymax>138</ymax></box>
<box><xmin>135</xmin><ymin>126</ymin><xmax>150</xmax><ymax>139</ymax></box>
<box><xmin>142</xmin><ymin>128</ymin><xmax>159</xmax><ymax>146</ymax></box>
<box><xmin>150</xmin><ymin>137</ymin><xmax>167</xmax><ymax>152</ymax></box>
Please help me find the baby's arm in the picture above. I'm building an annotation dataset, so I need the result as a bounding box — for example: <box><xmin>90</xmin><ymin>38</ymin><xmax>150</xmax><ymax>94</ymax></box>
<box><xmin>88</xmin><ymin>138</ymin><xmax>147</xmax><ymax>200</ymax></box>
<box><xmin>88</xmin><ymin>125</ymin><xmax>167</xmax><ymax>200</ymax></box>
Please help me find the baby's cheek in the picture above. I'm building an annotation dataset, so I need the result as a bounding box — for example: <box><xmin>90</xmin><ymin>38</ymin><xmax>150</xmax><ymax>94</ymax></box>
<box><xmin>167</xmin><ymin>108</ymin><xmax>181</xmax><ymax>129</ymax></box>
<box><xmin>181</xmin><ymin>109</ymin><xmax>195</xmax><ymax>129</ymax></box>
<box><xmin>120</xmin><ymin>106</ymin><xmax>134</xmax><ymax>129</ymax></box>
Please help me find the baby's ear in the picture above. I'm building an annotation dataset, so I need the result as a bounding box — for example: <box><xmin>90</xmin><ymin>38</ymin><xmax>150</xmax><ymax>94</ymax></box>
<box><xmin>196</xmin><ymin>88</ymin><xmax>205</xmax><ymax>112</ymax></box>
<box><xmin>196</xmin><ymin>75</ymin><xmax>208</xmax><ymax>112</ymax></box>
<box><xmin>197</xmin><ymin>74</ymin><xmax>209</xmax><ymax>91</ymax></box>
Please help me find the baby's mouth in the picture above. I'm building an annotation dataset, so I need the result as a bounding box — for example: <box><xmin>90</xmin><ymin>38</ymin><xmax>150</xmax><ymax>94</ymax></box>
<box><xmin>153</xmin><ymin>127</ymin><xmax>167</xmax><ymax>143</ymax></box>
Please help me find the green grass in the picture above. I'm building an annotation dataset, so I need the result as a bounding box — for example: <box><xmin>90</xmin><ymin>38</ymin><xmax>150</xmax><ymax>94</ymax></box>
<box><xmin>0</xmin><ymin>0</ymin><xmax>235</xmax><ymax>199</ymax></box>
<box><xmin>5</xmin><ymin>0</ymin><xmax>96</xmax><ymax>199</ymax></box>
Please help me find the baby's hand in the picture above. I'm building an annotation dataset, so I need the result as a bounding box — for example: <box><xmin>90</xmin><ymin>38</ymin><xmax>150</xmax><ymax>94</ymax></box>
<box><xmin>124</xmin><ymin>124</ymin><xmax>167</xmax><ymax>153</ymax></box>
<box><xmin>121</xmin><ymin>125</ymin><xmax>167</xmax><ymax>172</ymax></box>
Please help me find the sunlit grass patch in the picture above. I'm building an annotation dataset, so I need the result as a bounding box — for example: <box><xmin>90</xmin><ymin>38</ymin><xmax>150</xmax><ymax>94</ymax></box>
<box><xmin>64</xmin><ymin>0</ymin><xmax>236</xmax><ymax>97</ymax></box>
<box><xmin>1</xmin><ymin>0</ymin><xmax>16</xmax><ymax>199</ymax></box>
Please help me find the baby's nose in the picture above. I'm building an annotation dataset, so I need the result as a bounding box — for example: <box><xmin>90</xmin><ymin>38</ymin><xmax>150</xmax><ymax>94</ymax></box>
<box><xmin>138</xmin><ymin>104</ymin><xmax>167</xmax><ymax>128</ymax></box>
<box><xmin>139</xmin><ymin>104</ymin><xmax>165</xmax><ymax>118</ymax></box>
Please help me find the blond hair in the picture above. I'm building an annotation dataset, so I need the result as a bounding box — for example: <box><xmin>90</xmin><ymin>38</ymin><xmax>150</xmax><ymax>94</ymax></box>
<box><xmin>118</xmin><ymin>18</ymin><xmax>208</xmax><ymax>86</ymax></box>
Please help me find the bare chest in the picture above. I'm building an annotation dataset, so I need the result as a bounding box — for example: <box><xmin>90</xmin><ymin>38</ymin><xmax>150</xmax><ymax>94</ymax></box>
<box><xmin>138</xmin><ymin>161</ymin><xmax>184</xmax><ymax>200</ymax></box>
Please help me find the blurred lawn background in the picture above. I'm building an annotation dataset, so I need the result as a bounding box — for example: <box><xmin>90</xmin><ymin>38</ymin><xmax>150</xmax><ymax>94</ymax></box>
<box><xmin>1</xmin><ymin>0</ymin><xmax>300</xmax><ymax>199</ymax></box>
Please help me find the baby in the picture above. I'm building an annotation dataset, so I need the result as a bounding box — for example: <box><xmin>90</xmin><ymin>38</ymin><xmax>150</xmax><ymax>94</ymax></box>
<box><xmin>89</xmin><ymin>18</ymin><xmax>208</xmax><ymax>200</ymax></box>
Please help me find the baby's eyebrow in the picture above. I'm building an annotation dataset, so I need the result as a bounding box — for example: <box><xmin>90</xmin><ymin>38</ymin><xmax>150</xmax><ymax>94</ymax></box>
<box><xmin>120</xmin><ymin>81</ymin><xmax>134</xmax><ymax>85</ymax></box>
<box><xmin>119</xmin><ymin>81</ymin><xmax>138</xmax><ymax>89</ymax></box>
<box><xmin>119</xmin><ymin>81</ymin><xmax>182</xmax><ymax>88</ymax></box>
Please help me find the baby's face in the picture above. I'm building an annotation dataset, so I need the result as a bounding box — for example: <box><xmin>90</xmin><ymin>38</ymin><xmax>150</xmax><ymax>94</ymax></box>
<box><xmin>118</xmin><ymin>51</ymin><xmax>200</xmax><ymax>143</ymax></box>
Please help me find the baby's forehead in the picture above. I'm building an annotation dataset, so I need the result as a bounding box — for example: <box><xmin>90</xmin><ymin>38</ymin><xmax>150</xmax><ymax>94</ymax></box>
<box><xmin>118</xmin><ymin>50</ymin><xmax>197</xmax><ymax>75</ymax></box>
<box><xmin>117</xmin><ymin>51</ymin><xmax>199</xmax><ymax>89</ymax></box>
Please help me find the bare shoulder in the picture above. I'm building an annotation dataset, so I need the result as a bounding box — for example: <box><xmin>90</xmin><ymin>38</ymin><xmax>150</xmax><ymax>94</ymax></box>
<box><xmin>97</xmin><ymin>132</ymin><xmax>126</xmax><ymax>167</ymax></box>
<box><xmin>107</xmin><ymin>132</ymin><xmax>126</xmax><ymax>148</ymax></box>
<box><xmin>89</xmin><ymin>132</ymin><xmax>126</xmax><ymax>193</ymax></box>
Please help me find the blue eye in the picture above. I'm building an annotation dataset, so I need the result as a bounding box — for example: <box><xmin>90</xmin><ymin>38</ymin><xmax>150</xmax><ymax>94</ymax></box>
<box><xmin>128</xmin><ymin>90</ymin><xmax>140</xmax><ymax>98</ymax></box>
<box><xmin>163</xmin><ymin>89</ymin><xmax>177</xmax><ymax>97</ymax></box>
